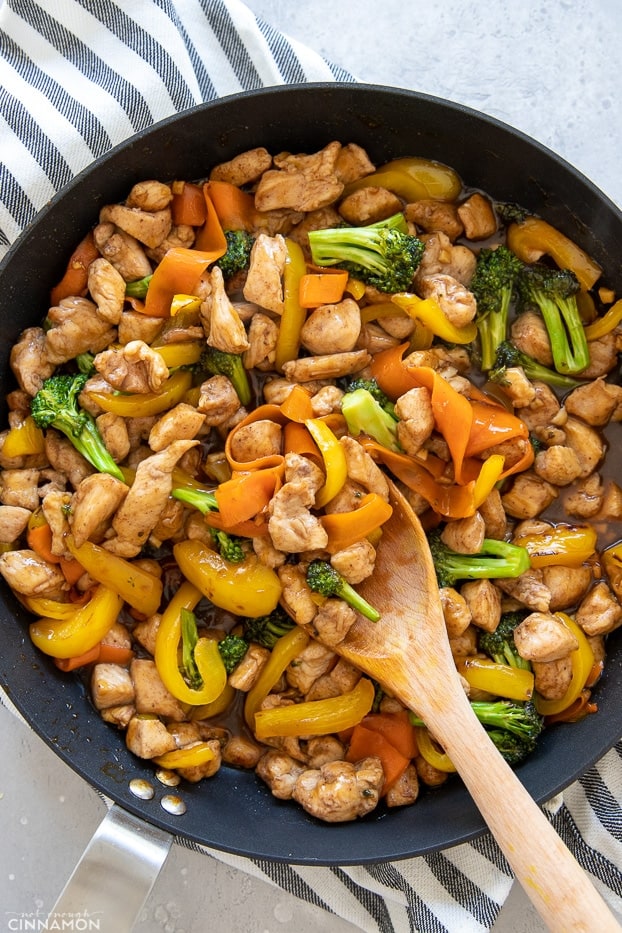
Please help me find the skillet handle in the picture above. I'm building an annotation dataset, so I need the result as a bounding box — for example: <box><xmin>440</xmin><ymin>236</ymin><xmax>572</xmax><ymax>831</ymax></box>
<box><xmin>47</xmin><ymin>803</ymin><xmax>172</xmax><ymax>932</ymax></box>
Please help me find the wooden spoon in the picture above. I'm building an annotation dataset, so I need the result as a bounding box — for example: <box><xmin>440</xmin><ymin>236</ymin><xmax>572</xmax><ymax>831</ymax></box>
<box><xmin>330</xmin><ymin>481</ymin><xmax>620</xmax><ymax>933</ymax></box>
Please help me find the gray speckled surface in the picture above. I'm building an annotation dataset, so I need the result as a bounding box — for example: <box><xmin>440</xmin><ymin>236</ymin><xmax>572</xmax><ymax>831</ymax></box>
<box><xmin>1</xmin><ymin>2</ymin><xmax>621</xmax><ymax>932</ymax></box>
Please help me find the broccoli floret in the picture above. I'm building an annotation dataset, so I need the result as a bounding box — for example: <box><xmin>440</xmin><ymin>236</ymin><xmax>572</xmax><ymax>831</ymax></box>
<box><xmin>243</xmin><ymin>605</ymin><xmax>296</xmax><ymax>649</ymax></box>
<box><xmin>308</xmin><ymin>213</ymin><xmax>425</xmax><ymax>293</ymax></box>
<box><xmin>484</xmin><ymin>729</ymin><xmax>536</xmax><ymax>766</ymax></box>
<box><xmin>517</xmin><ymin>263</ymin><xmax>590</xmax><ymax>375</ymax></box>
<box><xmin>428</xmin><ymin>528</ymin><xmax>531</xmax><ymax>588</ymax></box>
<box><xmin>344</xmin><ymin>377</ymin><xmax>396</xmax><ymax>417</ymax></box>
<box><xmin>489</xmin><ymin>340</ymin><xmax>582</xmax><ymax>391</ymax></box>
<box><xmin>171</xmin><ymin>486</ymin><xmax>246</xmax><ymax>563</ymax></box>
<box><xmin>200</xmin><ymin>345</ymin><xmax>251</xmax><ymax>406</ymax></box>
<box><xmin>125</xmin><ymin>274</ymin><xmax>152</xmax><ymax>298</ymax></box>
<box><xmin>470</xmin><ymin>245</ymin><xmax>524</xmax><ymax>371</ymax></box>
<box><xmin>341</xmin><ymin>387</ymin><xmax>400</xmax><ymax>452</ymax></box>
<box><xmin>306</xmin><ymin>559</ymin><xmax>380</xmax><ymax>622</ymax></box>
<box><xmin>75</xmin><ymin>352</ymin><xmax>96</xmax><ymax>375</ymax></box>
<box><xmin>494</xmin><ymin>202</ymin><xmax>530</xmax><ymax>226</ymax></box>
<box><xmin>217</xmin><ymin>633</ymin><xmax>249</xmax><ymax>674</ymax></box>
<box><xmin>30</xmin><ymin>374</ymin><xmax>125</xmax><ymax>482</ymax></box>
<box><xmin>478</xmin><ymin>611</ymin><xmax>531</xmax><ymax>670</ymax></box>
<box><xmin>218</xmin><ymin>230</ymin><xmax>254</xmax><ymax>279</ymax></box>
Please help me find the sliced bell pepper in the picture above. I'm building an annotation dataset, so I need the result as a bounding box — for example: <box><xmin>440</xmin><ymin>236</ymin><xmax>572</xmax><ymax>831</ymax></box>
<box><xmin>244</xmin><ymin>625</ymin><xmax>310</xmax><ymax>729</ymax></box>
<box><xmin>413</xmin><ymin>727</ymin><xmax>457</xmax><ymax>773</ymax></box>
<box><xmin>507</xmin><ymin>217</ymin><xmax>602</xmax><ymax>291</ymax></box>
<box><xmin>320</xmin><ymin>492</ymin><xmax>393</xmax><ymax>553</ymax></box>
<box><xmin>343</xmin><ymin>156</ymin><xmax>462</xmax><ymax>202</ymax></box>
<box><xmin>65</xmin><ymin>536</ymin><xmax>163</xmax><ymax>616</ymax></box>
<box><xmin>254</xmin><ymin>676</ymin><xmax>375</xmax><ymax>739</ymax></box>
<box><xmin>458</xmin><ymin>657</ymin><xmax>535</xmax><ymax>702</ymax></box>
<box><xmin>513</xmin><ymin>524</ymin><xmax>597</xmax><ymax>568</ymax></box>
<box><xmin>149</xmin><ymin>341</ymin><xmax>203</xmax><ymax>368</ymax></box>
<box><xmin>534</xmin><ymin>613</ymin><xmax>595</xmax><ymax>716</ymax></box>
<box><xmin>391</xmin><ymin>292</ymin><xmax>478</xmax><ymax>345</ymax></box>
<box><xmin>23</xmin><ymin>595</ymin><xmax>78</xmax><ymax>620</ymax></box>
<box><xmin>584</xmin><ymin>298</ymin><xmax>622</xmax><ymax>341</ymax></box>
<box><xmin>3</xmin><ymin>415</ymin><xmax>46</xmax><ymax>458</ymax></box>
<box><xmin>153</xmin><ymin>742</ymin><xmax>218</xmax><ymax>769</ymax></box>
<box><xmin>29</xmin><ymin>585</ymin><xmax>124</xmax><ymax>659</ymax></box>
<box><xmin>305</xmin><ymin>417</ymin><xmax>348</xmax><ymax>508</ymax></box>
<box><xmin>275</xmin><ymin>238</ymin><xmax>307</xmax><ymax>371</ymax></box>
<box><xmin>190</xmin><ymin>682</ymin><xmax>236</xmax><ymax>721</ymax></box>
<box><xmin>84</xmin><ymin>369</ymin><xmax>192</xmax><ymax>418</ymax></box>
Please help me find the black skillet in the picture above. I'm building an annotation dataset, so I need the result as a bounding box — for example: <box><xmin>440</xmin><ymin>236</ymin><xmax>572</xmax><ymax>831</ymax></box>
<box><xmin>1</xmin><ymin>84</ymin><xmax>621</xmax><ymax>866</ymax></box>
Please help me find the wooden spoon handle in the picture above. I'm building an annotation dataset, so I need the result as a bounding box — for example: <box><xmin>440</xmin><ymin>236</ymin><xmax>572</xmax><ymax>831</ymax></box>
<box><xmin>432</xmin><ymin>702</ymin><xmax>620</xmax><ymax>933</ymax></box>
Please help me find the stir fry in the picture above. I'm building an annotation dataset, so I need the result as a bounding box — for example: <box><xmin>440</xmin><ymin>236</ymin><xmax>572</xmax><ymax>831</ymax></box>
<box><xmin>1</xmin><ymin>140</ymin><xmax>621</xmax><ymax>823</ymax></box>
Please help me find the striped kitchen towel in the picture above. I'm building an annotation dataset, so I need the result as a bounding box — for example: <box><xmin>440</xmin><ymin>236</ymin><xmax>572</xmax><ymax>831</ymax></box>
<box><xmin>0</xmin><ymin>2</ymin><xmax>621</xmax><ymax>932</ymax></box>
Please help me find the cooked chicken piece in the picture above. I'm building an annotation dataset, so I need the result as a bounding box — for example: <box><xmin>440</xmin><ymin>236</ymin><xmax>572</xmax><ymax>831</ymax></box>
<box><xmin>533</xmin><ymin>445</ymin><xmax>582</xmax><ymax>486</ymax></box>
<box><xmin>251</xmin><ymin>533</ymin><xmax>286</xmax><ymax>569</ymax></box>
<box><xmin>125</xmin><ymin>180</ymin><xmax>172</xmax><ymax>212</ymax></box>
<box><xmin>311</xmin><ymin>598</ymin><xmax>357</xmax><ymax>649</ymax></box>
<box><xmin>132</xmin><ymin>613</ymin><xmax>160</xmax><ymax>657</ymax></box>
<box><xmin>196</xmin><ymin>375</ymin><xmax>241</xmax><ymax>427</ymax></box>
<box><xmin>243</xmin><ymin>312</ymin><xmax>278</xmax><ymax>371</ymax></box>
<box><xmin>565</xmin><ymin>377</ymin><xmax>622</xmax><ymax>426</ymax></box>
<box><xmin>228</xmin><ymin>643</ymin><xmax>270</xmax><ymax>692</ymax></box>
<box><xmin>581</xmin><ymin>333</ymin><xmax>618</xmax><ymax>378</ymax></box>
<box><xmin>91</xmin><ymin>664</ymin><xmax>135</xmax><ymax>711</ymax></box>
<box><xmin>262</xmin><ymin>376</ymin><xmax>329</xmax><ymax>405</ymax></box>
<box><xmin>394</xmin><ymin>386</ymin><xmax>435</xmax><ymax>457</ymax></box>
<box><xmin>292</xmin><ymin>757</ymin><xmax>383</xmax><ymax>822</ymax></box>
<box><xmin>330</xmin><ymin>539</ymin><xmax>376</xmax><ymax>585</ymax></box>
<box><xmin>117</xmin><ymin>310</ymin><xmax>163</xmax><ymax>345</ymax></box>
<box><xmin>498</xmin><ymin>367</ymin><xmax>537</xmax><ymax>408</ymax></box>
<box><xmin>0</xmin><ymin>468</ymin><xmax>40</xmax><ymax>510</ymax></box>
<box><xmin>222</xmin><ymin>734</ymin><xmax>264</xmax><ymax>770</ymax></box>
<box><xmin>210</xmin><ymin>147</ymin><xmax>272</xmax><ymax>186</ymax></box>
<box><xmin>501</xmin><ymin>472</ymin><xmax>558</xmax><ymax>519</ymax></box>
<box><xmin>125</xmin><ymin>715</ymin><xmax>177</xmax><ymax>759</ymax></box>
<box><xmin>175</xmin><ymin>739</ymin><xmax>223</xmax><ymax>783</ymax></box>
<box><xmin>10</xmin><ymin>327</ymin><xmax>56</xmax><ymax>396</ymax></box>
<box><xmin>597</xmin><ymin>480</ymin><xmax>622</xmax><ymax>520</ymax></box>
<box><xmin>101</xmin><ymin>705</ymin><xmax>135</xmax><ymax>729</ymax></box>
<box><xmin>130</xmin><ymin>658</ymin><xmax>187</xmax><ymax>721</ymax></box>
<box><xmin>200</xmin><ymin>265</ymin><xmax>250</xmax><ymax>354</ymax></box>
<box><xmin>457</xmin><ymin>192</ymin><xmax>497</xmax><ymax>240</ymax></box>
<box><xmin>256</xmin><ymin>696</ymin><xmax>307</xmax><ymax>761</ymax></box>
<box><xmin>44</xmin><ymin>433</ymin><xmax>94</xmax><ymax>488</ymax></box>
<box><xmin>148</xmin><ymin>403</ymin><xmax>206</xmax><ymax>452</ymax></box>
<box><xmin>93</xmin><ymin>340</ymin><xmax>169</xmax><ymax>393</ymax></box>
<box><xmin>334</xmin><ymin>143</ymin><xmax>375</xmax><ymax>184</ymax></box>
<box><xmin>256</xmin><ymin>749</ymin><xmax>306</xmax><ymax>800</ymax></box>
<box><xmin>440</xmin><ymin>512</ymin><xmax>485</xmax><ymax>555</ymax></box>
<box><xmin>513</xmin><ymin>611</ymin><xmax>579</xmax><ymax>662</ymax></box>
<box><xmin>460</xmin><ymin>579</ymin><xmax>502</xmax><ymax>633</ymax></box>
<box><xmin>440</xmin><ymin>586</ymin><xmax>472</xmax><ymax>638</ymax></box>
<box><xmin>255</xmin><ymin>141</ymin><xmax>344</xmax><ymax>213</ymax></box>
<box><xmin>310</xmin><ymin>385</ymin><xmax>344</xmax><ymax>416</ymax></box>
<box><xmin>373</xmin><ymin>310</ymin><xmax>416</xmax><ymax>340</ymax></box>
<box><xmin>282</xmin><ymin>349</ymin><xmax>371</xmax><ymax>383</ymax></box>
<box><xmin>70</xmin><ymin>472</ymin><xmax>129</xmax><ymax>547</ymax></box>
<box><xmin>305</xmin><ymin>736</ymin><xmax>346</xmax><ymax>769</ymax></box>
<box><xmin>150</xmin><ymin>497</ymin><xmax>185</xmax><ymax>546</ymax></box>
<box><xmin>417</xmin><ymin>273</ymin><xmax>477</xmax><ymax>328</ymax></box>
<box><xmin>168</xmin><ymin>721</ymin><xmax>204</xmax><ymax>747</ymax></box>
<box><xmin>108</xmin><ymin>439</ymin><xmax>198</xmax><ymax>557</ymax></box>
<box><xmin>93</xmin><ymin>223</ymin><xmax>153</xmax><ymax>282</ymax></box>
<box><xmin>87</xmin><ymin>258</ymin><xmax>126</xmax><ymax>325</ymax></box>
<box><xmin>286</xmin><ymin>641</ymin><xmax>337</xmax><ymax>694</ymax></box>
<box><xmin>95</xmin><ymin>412</ymin><xmax>131</xmax><ymax>464</ymax></box>
<box><xmin>385</xmin><ymin>763</ymin><xmax>420</xmax><ymax>808</ymax></box>
<box><xmin>478</xmin><ymin>488</ymin><xmax>507</xmax><ymax>540</ymax></box>
<box><xmin>562</xmin><ymin>416</ymin><xmax>606</xmax><ymax>478</ymax></box>
<box><xmin>532</xmin><ymin>656</ymin><xmax>573</xmax><ymax>701</ymax></box>
<box><xmin>228</xmin><ymin>419</ymin><xmax>282</xmax><ymax>464</ymax></box>
<box><xmin>542</xmin><ymin>565</ymin><xmax>592</xmax><ymax>611</ymax></box>
<box><xmin>415</xmin><ymin>232</ymin><xmax>477</xmax><ymax>286</ymax></box>
<box><xmin>512</xmin><ymin>382</ymin><xmax>564</xmax><ymax>439</ymax></box>
<box><xmin>99</xmin><ymin>203</ymin><xmax>172</xmax><ymax>249</ymax></box>
<box><xmin>404</xmin><ymin>199</ymin><xmax>463</xmax><ymax>240</ymax></box>
<box><xmin>242</xmin><ymin>234</ymin><xmax>287</xmax><ymax>316</ymax></box>
<box><xmin>41</xmin><ymin>489</ymin><xmax>72</xmax><ymax>557</ymax></box>
<box><xmin>0</xmin><ymin>505</ymin><xmax>30</xmax><ymax>543</ymax></box>
<box><xmin>0</xmin><ymin>548</ymin><xmax>66</xmax><ymax>598</ymax></box>
<box><xmin>305</xmin><ymin>658</ymin><xmax>361</xmax><ymax>701</ymax></box>
<box><xmin>268</xmin><ymin>452</ymin><xmax>327</xmax><ymax>552</ymax></box>
<box><xmin>277</xmin><ymin>564</ymin><xmax>318</xmax><ymax>626</ymax></box>
<box><xmin>338</xmin><ymin>186</ymin><xmax>402</xmax><ymax>226</ymax></box>
<box><xmin>300</xmin><ymin>298</ymin><xmax>361</xmax><ymax>355</ymax></box>
<box><xmin>37</xmin><ymin>468</ymin><xmax>68</xmax><ymax>500</ymax></box>
<box><xmin>45</xmin><ymin>297</ymin><xmax>117</xmax><ymax>366</ymax></box>
<box><xmin>448</xmin><ymin>624</ymin><xmax>478</xmax><ymax>658</ymax></box>
<box><xmin>576</xmin><ymin>581</ymin><xmax>622</xmax><ymax>636</ymax></box>
<box><xmin>415</xmin><ymin>755</ymin><xmax>449</xmax><ymax>787</ymax></box>
<box><xmin>496</xmin><ymin>569</ymin><xmax>551</xmax><ymax>613</ymax></box>
<box><xmin>564</xmin><ymin>473</ymin><xmax>604</xmax><ymax>518</ymax></box>
<box><xmin>340</xmin><ymin>435</ymin><xmax>389</xmax><ymax>501</ymax></box>
<box><xmin>511</xmin><ymin>311</ymin><xmax>554</xmax><ymax>366</ymax></box>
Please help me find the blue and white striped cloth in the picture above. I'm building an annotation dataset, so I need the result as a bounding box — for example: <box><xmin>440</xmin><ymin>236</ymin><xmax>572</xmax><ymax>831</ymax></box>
<box><xmin>1</xmin><ymin>2</ymin><xmax>621</xmax><ymax>931</ymax></box>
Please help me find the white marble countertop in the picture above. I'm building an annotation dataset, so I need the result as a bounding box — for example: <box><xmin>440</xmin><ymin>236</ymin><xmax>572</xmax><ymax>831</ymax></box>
<box><xmin>1</xmin><ymin>1</ymin><xmax>621</xmax><ymax>932</ymax></box>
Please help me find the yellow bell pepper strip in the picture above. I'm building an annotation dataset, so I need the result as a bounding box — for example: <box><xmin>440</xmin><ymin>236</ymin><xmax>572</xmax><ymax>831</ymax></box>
<box><xmin>190</xmin><ymin>682</ymin><xmax>236</xmax><ymax>721</ymax></box>
<box><xmin>534</xmin><ymin>613</ymin><xmax>595</xmax><ymax>716</ymax></box>
<box><xmin>472</xmin><ymin>454</ymin><xmax>506</xmax><ymax>509</ymax></box>
<box><xmin>23</xmin><ymin>595</ymin><xmax>77</xmax><ymax>620</ymax></box>
<box><xmin>320</xmin><ymin>492</ymin><xmax>393</xmax><ymax>553</ymax></box>
<box><xmin>192</xmin><ymin>184</ymin><xmax>229</xmax><ymax>254</ymax></box>
<box><xmin>65</xmin><ymin>536</ymin><xmax>163</xmax><ymax>616</ymax></box>
<box><xmin>254</xmin><ymin>676</ymin><xmax>375</xmax><ymax>739</ymax></box>
<box><xmin>584</xmin><ymin>298</ymin><xmax>622</xmax><ymax>340</ymax></box>
<box><xmin>154</xmin><ymin>581</ymin><xmax>227</xmax><ymax>706</ymax></box>
<box><xmin>298</xmin><ymin>270</ymin><xmax>349</xmax><ymax>308</ymax></box>
<box><xmin>213</xmin><ymin>464</ymin><xmax>285</xmax><ymax>528</ymax></box>
<box><xmin>29</xmin><ymin>585</ymin><xmax>124</xmax><ymax>659</ymax></box>
<box><xmin>343</xmin><ymin>156</ymin><xmax>462</xmax><ymax>203</ymax></box>
<box><xmin>458</xmin><ymin>657</ymin><xmax>535</xmax><ymax>702</ymax></box>
<box><xmin>169</xmin><ymin>294</ymin><xmax>202</xmax><ymax>317</ymax></box>
<box><xmin>153</xmin><ymin>742</ymin><xmax>217</xmax><ymax>770</ymax></box>
<box><xmin>174</xmin><ymin>538</ymin><xmax>282</xmax><ymax>618</ymax></box>
<box><xmin>275</xmin><ymin>238</ymin><xmax>307</xmax><ymax>371</ymax></box>
<box><xmin>84</xmin><ymin>369</ymin><xmax>192</xmax><ymax>418</ymax></box>
<box><xmin>391</xmin><ymin>292</ymin><xmax>478</xmax><ymax>345</ymax></box>
<box><xmin>3</xmin><ymin>415</ymin><xmax>46</xmax><ymax>457</ymax></box>
<box><xmin>149</xmin><ymin>341</ymin><xmax>203</xmax><ymax>368</ymax></box>
<box><xmin>244</xmin><ymin>625</ymin><xmax>310</xmax><ymax>729</ymax></box>
<box><xmin>507</xmin><ymin>217</ymin><xmax>602</xmax><ymax>291</ymax></box>
<box><xmin>512</xmin><ymin>523</ymin><xmax>597</xmax><ymax>568</ymax></box>
<box><xmin>305</xmin><ymin>417</ymin><xmax>348</xmax><ymax>508</ymax></box>
<box><xmin>544</xmin><ymin>689</ymin><xmax>598</xmax><ymax>725</ymax></box>
<box><xmin>413</xmin><ymin>727</ymin><xmax>457</xmax><ymax>773</ymax></box>
<box><xmin>360</xmin><ymin>303</ymin><xmax>435</xmax><ymax>350</ymax></box>
<box><xmin>345</xmin><ymin>276</ymin><xmax>366</xmax><ymax>300</ymax></box>
<box><xmin>143</xmin><ymin>246</ymin><xmax>223</xmax><ymax>318</ymax></box>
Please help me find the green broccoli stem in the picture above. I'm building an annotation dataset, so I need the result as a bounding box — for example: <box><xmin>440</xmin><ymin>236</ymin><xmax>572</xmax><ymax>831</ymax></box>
<box><xmin>537</xmin><ymin>294</ymin><xmax>590</xmax><ymax>375</ymax></box>
<box><xmin>171</xmin><ymin>486</ymin><xmax>218</xmax><ymax>514</ymax></box>
<box><xmin>337</xmin><ymin>578</ymin><xmax>381</xmax><ymax>623</ymax></box>
<box><xmin>341</xmin><ymin>388</ymin><xmax>400</xmax><ymax>452</ymax></box>
<box><xmin>180</xmin><ymin>608</ymin><xmax>202</xmax><ymax>689</ymax></box>
<box><xmin>125</xmin><ymin>274</ymin><xmax>152</xmax><ymax>298</ymax></box>
<box><xmin>61</xmin><ymin>412</ymin><xmax>125</xmax><ymax>482</ymax></box>
<box><xmin>489</xmin><ymin>341</ymin><xmax>582</xmax><ymax>390</ymax></box>
<box><xmin>479</xmin><ymin>289</ymin><xmax>512</xmax><ymax>372</ymax></box>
